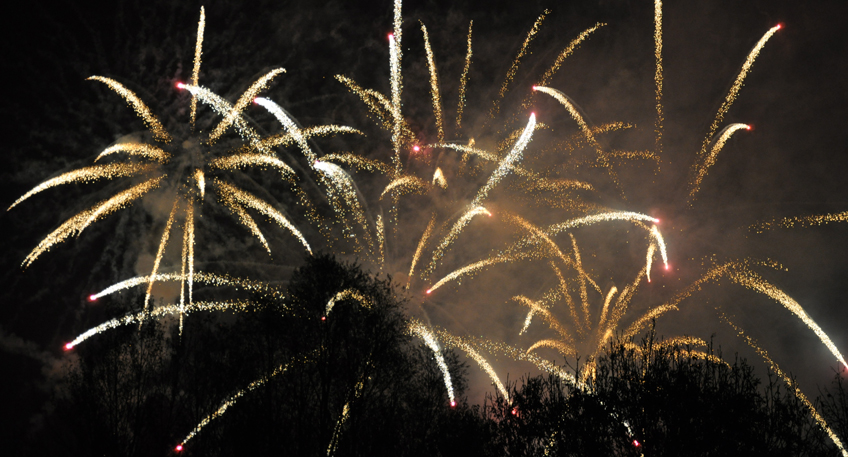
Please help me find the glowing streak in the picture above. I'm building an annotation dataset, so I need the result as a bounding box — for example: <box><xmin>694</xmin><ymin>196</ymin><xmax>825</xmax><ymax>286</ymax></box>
<box><xmin>650</xmin><ymin>225</ymin><xmax>669</xmax><ymax>269</ymax></box>
<box><xmin>389</xmin><ymin>0</ymin><xmax>403</xmax><ymax>173</ymax></box>
<box><xmin>451</xmin><ymin>336</ymin><xmax>510</xmax><ymax>402</ymax></box>
<box><xmin>142</xmin><ymin>199</ymin><xmax>179</xmax><ymax>317</ymax></box>
<box><xmin>699</xmin><ymin>25</ymin><xmax>780</xmax><ymax>158</ymax></box>
<box><xmin>729</xmin><ymin>269</ymin><xmax>848</xmax><ymax>370</ymax></box>
<box><xmin>420</xmin><ymin>23</ymin><xmax>444</xmax><ymax>142</ymax></box>
<box><xmin>720</xmin><ymin>313</ymin><xmax>848</xmax><ymax>456</ymax></box>
<box><xmin>689</xmin><ymin>123</ymin><xmax>750</xmax><ymax>201</ymax></box>
<box><xmin>69</xmin><ymin>299</ymin><xmax>262</xmax><ymax>348</ymax></box>
<box><xmin>646</xmin><ymin>242</ymin><xmax>656</xmax><ymax>283</ymax></box>
<box><xmin>456</xmin><ymin>21</ymin><xmax>472</xmax><ymax>130</ymax></box>
<box><xmin>79</xmin><ymin>176</ymin><xmax>165</xmax><ymax>233</ymax></box>
<box><xmin>179</xmin><ymin>201</ymin><xmax>195</xmax><ymax>336</ymax></box>
<box><xmin>254</xmin><ymin>97</ymin><xmax>316</xmax><ymax>162</ymax></box>
<box><xmin>569</xmin><ymin>234</ymin><xmax>592</xmax><ymax>330</ymax></box>
<box><xmin>181</xmin><ymin>84</ymin><xmax>264</xmax><ymax>152</ymax></box>
<box><xmin>492</xmin><ymin>10</ymin><xmax>548</xmax><ymax>116</ymax></box>
<box><xmin>753</xmin><ymin>211</ymin><xmax>848</xmax><ymax>232</ymax></box>
<box><xmin>380</xmin><ymin>175</ymin><xmax>428</xmax><ymax>200</ymax></box>
<box><xmin>408</xmin><ymin>321</ymin><xmax>455</xmax><ymax>405</ymax></box>
<box><xmin>325</xmin><ymin>289</ymin><xmax>372</xmax><ymax>315</ymax></box>
<box><xmin>427</xmin><ymin>253</ymin><xmax>519</xmax><ymax>293</ymax></box>
<box><xmin>209</xmin><ymin>68</ymin><xmax>286</xmax><ymax>142</ymax></box>
<box><xmin>21</xmin><ymin>176</ymin><xmax>163</xmax><ymax>267</ymax></box>
<box><xmin>408</xmin><ymin>213</ymin><xmax>437</xmax><ymax>287</ymax></box>
<box><xmin>314</xmin><ymin>160</ymin><xmax>374</xmax><ymax>253</ymax></box>
<box><xmin>526</xmin><ymin>339</ymin><xmax>576</xmax><ymax>357</ymax></box>
<box><xmin>654</xmin><ymin>0</ymin><xmax>663</xmax><ymax>155</ymax></box>
<box><xmin>376</xmin><ymin>214</ymin><xmax>385</xmax><ymax>268</ymax></box>
<box><xmin>214</xmin><ymin>180</ymin><xmax>312</xmax><ymax>254</ymax></box>
<box><xmin>180</xmin><ymin>354</ymin><xmax>312</xmax><ymax>448</ymax></box>
<box><xmin>95</xmin><ymin>143</ymin><xmax>170</xmax><ymax>163</ymax></box>
<box><xmin>471</xmin><ymin>113</ymin><xmax>536</xmax><ymax>207</ymax></box>
<box><xmin>90</xmin><ymin>271</ymin><xmax>280</xmax><ymax>300</ymax></box>
<box><xmin>533</xmin><ymin>86</ymin><xmax>621</xmax><ymax>193</ymax></box>
<box><xmin>189</xmin><ymin>7</ymin><xmax>205</xmax><ymax>129</ymax></box>
<box><xmin>543</xmin><ymin>212</ymin><xmax>659</xmax><ymax>237</ymax></box>
<box><xmin>194</xmin><ymin>169</ymin><xmax>205</xmax><ymax>200</ymax></box>
<box><xmin>432</xmin><ymin>167</ymin><xmax>447</xmax><ymax>189</ymax></box>
<box><xmin>210</xmin><ymin>154</ymin><xmax>296</xmax><ymax>181</ymax></box>
<box><xmin>426</xmin><ymin>206</ymin><xmax>491</xmax><ymax>275</ymax></box>
<box><xmin>321</xmin><ymin>153</ymin><xmax>392</xmax><ymax>175</ymax></box>
<box><xmin>513</xmin><ymin>296</ymin><xmax>572</xmax><ymax>344</ymax></box>
<box><xmin>260</xmin><ymin>125</ymin><xmax>364</xmax><ymax>151</ymax></box>
<box><xmin>87</xmin><ymin>76</ymin><xmax>171</xmax><ymax>142</ymax></box>
<box><xmin>536</xmin><ymin>23</ymin><xmax>605</xmax><ymax>88</ymax></box>
<box><xmin>9</xmin><ymin>163</ymin><xmax>153</xmax><ymax>210</ymax></box>
<box><xmin>597</xmin><ymin>286</ymin><xmax>618</xmax><ymax>330</ymax></box>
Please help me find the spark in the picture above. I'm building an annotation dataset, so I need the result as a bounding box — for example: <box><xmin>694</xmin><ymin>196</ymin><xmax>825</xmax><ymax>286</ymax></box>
<box><xmin>456</xmin><ymin>21</ymin><xmax>473</xmax><ymax>130</ymax></box>
<box><xmin>471</xmin><ymin>113</ymin><xmax>536</xmax><ymax>207</ymax></box>
<box><xmin>408</xmin><ymin>320</ymin><xmax>455</xmax><ymax>406</ymax></box>
<box><xmin>420</xmin><ymin>22</ymin><xmax>444</xmax><ymax>142</ymax></box>
<box><xmin>689</xmin><ymin>123</ymin><xmax>750</xmax><ymax>202</ymax></box>
<box><xmin>87</xmin><ymin>76</ymin><xmax>172</xmax><ymax>142</ymax></box>
<box><xmin>189</xmin><ymin>7</ymin><xmax>205</xmax><ymax>129</ymax></box>
<box><xmin>492</xmin><ymin>10</ymin><xmax>548</xmax><ymax>117</ymax></box>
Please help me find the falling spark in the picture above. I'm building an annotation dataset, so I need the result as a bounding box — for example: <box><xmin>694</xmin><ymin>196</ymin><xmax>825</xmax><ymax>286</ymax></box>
<box><xmin>689</xmin><ymin>123</ymin><xmax>750</xmax><ymax>202</ymax></box>
<box><xmin>189</xmin><ymin>7</ymin><xmax>205</xmax><ymax>129</ymax></box>
<box><xmin>420</xmin><ymin>22</ymin><xmax>444</xmax><ymax>142</ymax></box>
<box><xmin>432</xmin><ymin>167</ymin><xmax>447</xmax><ymax>189</ymax></box>
<box><xmin>491</xmin><ymin>10</ymin><xmax>548</xmax><ymax>117</ymax></box>
<box><xmin>94</xmin><ymin>143</ymin><xmax>170</xmax><ymax>163</ymax></box>
<box><xmin>654</xmin><ymin>0</ymin><xmax>663</xmax><ymax>155</ymax></box>
<box><xmin>142</xmin><ymin>199</ymin><xmax>180</xmax><ymax>318</ymax></box>
<box><xmin>408</xmin><ymin>320</ymin><xmax>455</xmax><ymax>405</ymax></box>
<box><xmin>698</xmin><ymin>25</ymin><xmax>780</xmax><ymax>158</ymax></box>
<box><xmin>456</xmin><ymin>21</ymin><xmax>473</xmax><ymax>130</ymax></box>
<box><xmin>325</xmin><ymin>289</ymin><xmax>372</xmax><ymax>316</ymax></box>
<box><xmin>208</xmin><ymin>68</ymin><xmax>286</xmax><ymax>142</ymax></box>
<box><xmin>471</xmin><ymin>113</ymin><xmax>536</xmax><ymax>207</ymax></box>
<box><xmin>87</xmin><ymin>76</ymin><xmax>172</xmax><ymax>142</ymax></box>
<box><xmin>408</xmin><ymin>213</ymin><xmax>437</xmax><ymax>287</ymax></box>
<box><xmin>426</xmin><ymin>206</ymin><xmax>491</xmax><ymax>276</ymax></box>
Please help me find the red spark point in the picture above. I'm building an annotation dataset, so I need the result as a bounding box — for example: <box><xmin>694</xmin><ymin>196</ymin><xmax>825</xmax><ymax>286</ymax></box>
<box><xmin>176</xmin><ymin>444</ymin><xmax>183</xmax><ymax>452</ymax></box>
<box><xmin>776</xmin><ymin>24</ymin><xmax>782</xmax><ymax>30</ymax></box>
<box><xmin>412</xmin><ymin>145</ymin><xmax>420</xmax><ymax>152</ymax></box>
<box><xmin>532</xmin><ymin>85</ymin><xmax>538</xmax><ymax>91</ymax></box>
<box><xmin>633</xmin><ymin>440</ymin><xmax>640</xmax><ymax>447</ymax></box>
<box><xmin>746</xmin><ymin>125</ymin><xmax>753</xmax><ymax>131</ymax></box>
<box><xmin>665</xmin><ymin>264</ymin><xmax>670</xmax><ymax>270</ymax></box>
<box><xmin>176</xmin><ymin>82</ymin><xmax>185</xmax><ymax>89</ymax></box>
<box><xmin>425</xmin><ymin>289</ymin><xmax>432</xmax><ymax>295</ymax></box>
<box><xmin>511</xmin><ymin>407</ymin><xmax>518</xmax><ymax>416</ymax></box>
<box><xmin>450</xmin><ymin>400</ymin><xmax>456</xmax><ymax>407</ymax></box>
<box><xmin>388</xmin><ymin>33</ymin><xmax>394</xmax><ymax>40</ymax></box>
<box><xmin>88</xmin><ymin>294</ymin><xmax>97</xmax><ymax>302</ymax></box>
<box><xmin>321</xmin><ymin>316</ymin><xmax>326</xmax><ymax>321</ymax></box>
<box><xmin>253</xmin><ymin>98</ymin><xmax>259</xmax><ymax>104</ymax></box>
<box><xmin>530</xmin><ymin>112</ymin><xmax>535</xmax><ymax>117</ymax></box>
<box><xmin>655</xmin><ymin>218</ymin><xmax>661</xmax><ymax>224</ymax></box>
<box><xmin>64</xmin><ymin>343</ymin><xmax>73</xmax><ymax>351</ymax></box>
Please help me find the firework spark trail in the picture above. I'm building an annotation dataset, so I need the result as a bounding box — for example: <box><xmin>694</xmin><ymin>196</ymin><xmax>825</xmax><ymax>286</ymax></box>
<box><xmin>752</xmin><ymin>211</ymin><xmax>848</xmax><ymax>232</ymax></box>
<box><xmin>189</xmin><ymin>7</ymin><xmax>205</xmax><ymax>129</ymax></box>
<box><xmin>689</xmin><ymin>123</ymin><xmax>750</xmax><ymax>202</ymax></box>
<box><xmin>90</xmin><ymin>271</ymin><xmax>280</xmax><ymax>301</ymax></box>
<box><xmin>425</xmin><ymin>206</ymin><xmax>491</xmax><ymax>277</ymax></box>
<box><xmin>314</xmin><ymin>160</ymin><xmax>374</xmax><ymax>254</ymax></box>
<box><xmin>209</xmin><ymin>69</ymin><xmax>286</xmax><ymax>142</ymax></box>
<box><xmin>334</xmin><ymin>75</ymin><xmax>403</xmax><ymax>132</ymax></box>
<box><xmin>544</xmin><ymin>211</ymin><xmax>660</xmax><ymax>237</ymax></box>
<box><xmin>20</xmin><ymin>177</ymin><xmax>163</xmax><ymax>267</ymax></box>
<box><xmin>526</xmin><ymin>339</ymin><xmax>576</xmax><ymax>358</ymax></box>
<box><xmin>324</xmin><ymin>289</ymin><xmax>372</xmax><ymax>316</ymax></box>
<box><xmin>447</xmin><ymin>336</ymin><xmax>510</xmax><ymax>402</ymax></box>
<box><xmin>95</xmin><ymin>143</ymin><xmax>170</xmax><ymax>163</ymax></box>
<box><xmin>551</xmin><ymin>262</ymin><xmax>585</xmax><ymax>336</ymax></box>
<box><xmin>376</xmin><ymin>214</ymin><xmax>385</xmax><ymax>268</ymax></box>
<box><xmin>432</xmin><ymin>168</ymin><xmax>447</xmax><ymax>189</ymax></box>
<box><xmin>491</xmin><ymin>10</ymin><xmax>548</xmax><ymax>117</ymax></box>
<box><xmin>180</xmin><ymin>84</ymin><xmax>264</xmax><ymax>152</ymax></box>
<box><xmin>79</xmin><ymin>177</ymin><xmax>165</xmax><ymax>233</ymax></box>
<box><xmin>179</xmin><ymin>201</ymin><xmax>195</xmax><ymax>336</ymax></box>
<box><xmin>603</xmin><ymin>267</ymin><xmax>646</xmax><ymax>342</ymax></box>
<box><xmin>142</xmin><ymin>199</ymin><xmax>180</xmax><ymax>319</ymax></box>
<box><xmin>728</xmin><ymin>268</ymin><xmax>848</xmax><ymax>370</ymax></box>
<box><xmin>194</xmin><ymin>169</ymin><xmax>205</xmax><ymax>199</ymax></box>
<box><xmin>214</xmin><ymin>179</ymin><xmax>312</xmax><ymax>254</ymax></box>
<box><xmin>408</xmin><ymin>320</ymin><xmax>456</xmax><ymax>406</ymax></box>
<box><xmin>327</xmin><ymin>375</ymin><xmax>368</xmax><ymax>456</ymax></box>
<box><xmin>389</xmin><ymin>0</ymin><xmax>403</xmax><ymax>174</ymax></box>
<box><xmin>471</xmin><ymin>113</ymin><xmax>536</xmax><ymax>207</ymax></box>
<box><xmin>597</xmin><ymin>286</ymin><xmax>618</xmax><ymax>330</ymax></box>
<box><xmin>456</xmin><ymin>21</ymin><xmax>473</xmax><ymax>130</ymax></box>
<box><xmin>420</xmin><ymin>22</ymin><xmax>444</xmax><ymax>142</ymax></box>
<box><xmin>179</xmin><ymin>352</ymin><xmax>315</xmax><ymax>449</ymax></box>
<box><xmin>87</xmin><ymin>76</ymin><xmax>172</xmax><ymax>142</ymax></box>
<box><xmin>210</xmin><ymin>154</ymin><xmax>297</xmax><ymax>181</ymax></box>
<box><xmin>719</xmin><ymin>313</ymin><xmax>848</xmax><ymax>456</ymax></box>
<box><xmin>253</xmin><ymin>97</ymin><xmax>317</xmax><ymax>162</ymax></box>
<box><xmin>408</xmin><ymin>213</ymin><xmax>437</xmax><ymax>287</ymax></box>
<box><xmin>9</xmin><ymin>163</ymin><xmax>154</xmax><ymax>210</ymax></box>
<box><xmin>426</xmin><ymin>252</ymin><xmax>525</xmax><ymax>294</ymax></box>
<box><xmin>259</xmin><ymin>126</ymin><xmax>364</xmax><ymax>151</ymax></box>
<box><xmin>321</xmin><ymin>153</ymin><xmax>392</xmax><ymax>175</ymax></box>
<box><xmin>645</xmin><ymin>243</ymin><xmax>657</xmax><ymax>283</ymax></box>
<box><xmin>67</xmin><ymin>299</ymin><xmax>262</xmax><ymax>348</ymax></box>
<box><xmin>218</xmin><ymin>188</ymin><xmax>271</xmax><ymax>254</ymax></box>
<box><xmin>380</xmin><ymin>175</ymin><xmax>429</xmax><ymax>200</ymax></box>
<box><xmin>533</xmin><ymin>86</ymin><xmax>623</xmax><ymax>194</ymax></box>
<box><xmin>513</xmin><ymin>296</ymin><xmax>573</xmax><ymax>345</ymax></box>
<box><xmin>650</xmin><ymin>225</ymin><xmax>668</xmax><ymax>269</ymax></box>
<box><xmin>569</xmin><ymin>234</ymin><xmax>592</xmax><ymax>330</ymax></box>
<box><xmin>654</xmin><ymin>0</ymin><xmax>663</xmax><ymax>156</ymax></box>
<box><xmin>699</xmin><ymin>25</ymin><xmax>780</xmax><ymax>157</ymax></box>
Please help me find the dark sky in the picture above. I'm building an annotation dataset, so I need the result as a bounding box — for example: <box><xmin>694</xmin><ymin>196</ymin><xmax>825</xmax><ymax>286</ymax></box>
<box><xmin>3</xmin><ymin>0</ymin><xmax>848</xmax><ymax>447</ymax></box>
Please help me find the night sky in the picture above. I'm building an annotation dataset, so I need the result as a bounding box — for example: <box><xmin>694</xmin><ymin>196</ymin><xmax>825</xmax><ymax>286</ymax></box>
<box><xmin>3</xmin><ymin>0</ymin><xmax>848</xmax><ymax>449</ymax></box>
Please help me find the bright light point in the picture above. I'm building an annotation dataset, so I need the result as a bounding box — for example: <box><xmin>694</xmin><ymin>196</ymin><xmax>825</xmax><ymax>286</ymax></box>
<box><xmin>176</xmin><ymin>445</ymin><xmax>183</xmax><ymax>452</ymax></box>
<box><xmin>746</xmin><ymin>125</ymin><xmax>752</xmax><ymax>130</ymax></box>
<box><xmin>532</xmin><ymin>85</ymin><xmax>537</xmax><ymax>91</ymax></box>
<box><xmin>426</xmin><ymin>289</ymin><xmax>432</xmax><ymax>295</ymax></box>
<box><xmin>252</xmin><ymin>98</ymin><xmax>258</xmax><ymax>104</ymax></box>
<box><xmin>776</xmin><ymin>24</ymin><xmax>782</xmax><ymax>30</ymax></box>
<box><xmin>176</xmin><ymin>82</ymin><xmax>185</xmax><ymax>89</ymax></box>
<box><xmin>88</xmin><ymin>295</ymin><xmax>97</xmax><ymax>302</ymax></box>
<box><xmin>64</xmin><ymin>343</ymin><xmax>73</xmax><ymax>350</ymax></box>
<box><xmin>633</xmin><ymin>440</ymin><xmax>640</xmax><ymax>447</ymax></box>
<box><xmin>450</xmin><ymin>400</ymin><xmax>456</xmax><ymax>407</ymax></box>
<box><xmin>321</xmin><ymin>316</ymin><xmax>326</xmax><ymax>321</ymax></box>
<box><xmin>665</xmin><ymin>264</ymin><xmax>670</xmax><ymax>270</ymax></box>
<box><xmin>654</xmin><ymin>218</ymin><xmax>660</xmax><ymax>224</ymax></box>
<box><xmin>511</xmin><ymin>408</ymin><xmax>518</xmax><ymax>415</ymax></box>
<box><xmin>388</xmin><ymin>33</ymin><xmax>394</xmax><ymax>40</ymax></box>
<box><xmin>412</xmin><ymin>145</ymin><xmax>420</xmax><ymax>152</ymax></box>
<box><xmin>530</xmin><ymin>112</ymin><xmax>535</xmax><ymax>117</ymax></box>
